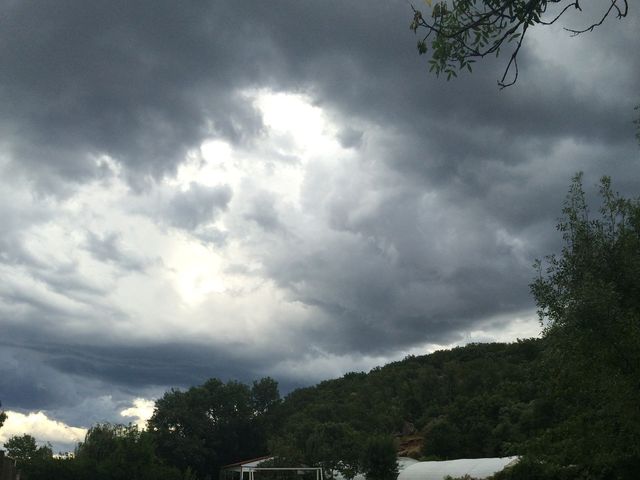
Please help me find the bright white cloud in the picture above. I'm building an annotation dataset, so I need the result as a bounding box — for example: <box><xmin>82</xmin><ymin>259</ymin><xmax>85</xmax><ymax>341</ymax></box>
<box><xmin>0</xmin><ymin>411</ymin><xmax>86</xmax><ymax>448</ymax></box>
<box><xmin>120</xmin><ymin>398</ymin><xmax>155</xmax><ymax>428</ymax></box>
<box><xmin>254</xmin><ymin>90</ymin><xmax>328</xmax><ymax>149</ymax></box>
<box><xmin>0</xmin><ymin>89</ymin><xmax>359</xmax><ymax>351</ymax></box>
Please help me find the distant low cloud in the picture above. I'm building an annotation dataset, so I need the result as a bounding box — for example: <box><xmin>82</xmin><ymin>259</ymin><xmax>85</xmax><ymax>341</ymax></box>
<box><xmin>120</xmin><ymin>398</ymin><xmax>155</xmax><ymax>428</ymax></box>
<box><xmin>0</xmin><ymin>411</ymin><xmax>86</xmax><ymax>453</ymax></box>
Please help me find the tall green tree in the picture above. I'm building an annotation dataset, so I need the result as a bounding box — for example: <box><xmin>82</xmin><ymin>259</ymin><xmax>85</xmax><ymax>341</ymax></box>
<box><xmin>409</xmin><ymin>1</ymin><xmax>630</xmax><ymax>87</ymax></box>
<box><xmin>531</xmin><ymin>174</ymin><xmax>640</xmax><ymax>475</ymax></box>
<box><xmin>73</xmin><ymin>423</ymin><xmax>185</xmax><ymax>480</ymax></box>
<box><xmin>360</xmin><ymin>436</ymin><xmax>398</xmax><ymax>480</ymax></box>
<box><xmin>3</xmin><ymin>434</ymin><xmax>56</xmax><ymax>480</ymax></box>
<box><xmin>251</xmin><ymin>377</ymin><xmax>281</xmax><ymax>415</ymax></box>
<box><xmin>304</xmin><ymin>422</ymin><xmax>361</xmax><ymax>479</ymax></box>
<box><xmin>148</xmin><ymin>378</ymin><xmax>278</xmax><ymax>480</ymax></box>
<box><xmin>3</xmin><ymin>434</ymin><xmax>40</xmax><ymax>465</ymax></box>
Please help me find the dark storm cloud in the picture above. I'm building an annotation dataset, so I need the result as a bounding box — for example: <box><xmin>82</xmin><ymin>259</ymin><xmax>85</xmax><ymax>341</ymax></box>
<box><xmin>0</xmin><ymin>241</ymin><xmax>130</xmax><ymax>346</ymax></box>
<box><xmin>1</xmin><ymin>0</ymin><xmax>639</xmax><ymax>431</ymax></box>
<box><xmin>19</xmin><ymin>340</ymin><xmax>251</xmax><ymax>391</ymax></box>
<box><xmin>84</xmin><ymin>231</ymin><xmax>154</xmax><ymax>272</ymax></box>
<box><xmin>244</xmin><ymin>190</ymin><xmax>286</xmax><ymax>233</ymax></box>
<box><xmin>0</xmin><ymin>341</ymin><xmax>167</xmax><ymax>438</ymax></box>
<box><xmin>1</xmin><ymin>0</ymin><xmax>636</xmax><ymax>191</ymax></box>
<box><xmin>230</xmin><ymin>1</ymin><xmax>638</xmax><ymax>155</ymax></box>
<box><xmin>0</xmin><ymin>0</ymin><xmax>267</xmax><ymax>190</ymax></box>
<box><xmin>262</xmin><ymin>183</ymin><xmax>537</xmax><ymax>354</ymax></box>
<box><xmin>30</xmin><ymin>261</ymin><xmax>110</xmax><ymax>298</ymax></box>
<box><xmin>337</xmin><ymin>127</ymin><xmax>365</xmax><ymax>150</ymax></box>
<box><xmin>0</xmin><ymin>331</ymin><xmax>301</xmax><ymax>428</ymax></box>
<box><xmin>0</xmin><ymin>347</ymin><xmax>71</xmax><ymax>411</ymax></box>
<box><xmin>164</xmin><ymin>183</ymin><xmax>233</xmax><ymax>230</ymax></box>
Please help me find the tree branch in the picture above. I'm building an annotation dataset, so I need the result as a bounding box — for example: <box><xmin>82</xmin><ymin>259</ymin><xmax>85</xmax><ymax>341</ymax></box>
<box><xmin>564</xmin><ymin>0</ymin><xmax>628</xmax><ymax>35</ymax></box>
<box><xmin>411</xmin><ymin>0</ymin><xmax>630</xmax><ymax>87</ymax></box>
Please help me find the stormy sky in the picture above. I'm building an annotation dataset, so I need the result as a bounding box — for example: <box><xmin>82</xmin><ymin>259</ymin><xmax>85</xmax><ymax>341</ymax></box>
<box><xmin>0</xmin><ymin>0</ymin><xmax>638</xmax><ymax>452</ymax></box>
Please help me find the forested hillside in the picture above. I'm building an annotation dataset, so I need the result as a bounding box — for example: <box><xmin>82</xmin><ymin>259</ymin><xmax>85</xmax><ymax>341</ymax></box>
<box><xmin>2</xmin><ymin>340</ymin><xmax>545</xmax><ymax>480</ymax></box>
<box><xmin>141</xmin><ymin>339</ymin><xmax>549</xmax><ymax>480</ymax></box>
<box><xmin>269</xmin><ymin>339</ymin><xmax>545</xmax><ymax>463</ymax></box>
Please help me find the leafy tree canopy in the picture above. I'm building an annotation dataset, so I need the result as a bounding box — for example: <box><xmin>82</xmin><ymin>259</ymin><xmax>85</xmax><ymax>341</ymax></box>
<box><xmin>360</xmin><ymin>436</ymin><xmax>398</xmax><ymax>480</ymax></box>
<box><xmin>72</xmin><ymin>423</ymin><xmax>186</xmax><ymax>480</ymax></box>
<box><xmin>3</xmin><ymin>434</ymin><xmax>52</xmax><ymax>467</ymax></box>
<box><xmin>410</xmin><ymin>0</ymin><xmax>630</xmax><ymax>87</ymax></box>
<box><xmin>304</xmin><ymin>422</ymin><xmax>361</xmax><ymax>478</ymax></box>
<box><xmin>148</xmin><ymin>377</ymin><xmax>280</xmax><ymax>480</ymax></box>
<box><xmin>530</xmin><ymin>174</ymin><xmax>640</xmax><ymax>475</ymax></box>
<box><xmin>270</xmin><ymin>340</ymin><xmax>545</xmax><ymax>465</ymax></box>
<box><xmin>12</xmin><ymin>423</ymin><xmax>190</xmax><ymax>480</ymax></box>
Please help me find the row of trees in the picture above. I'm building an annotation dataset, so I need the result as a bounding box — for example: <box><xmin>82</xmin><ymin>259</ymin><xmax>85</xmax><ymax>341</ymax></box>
<box><xmin>3</xmin><ymin>426</ymin><xmax>187</xmax><ymax>480</ymax></box>
<box><xmin>3</xmin><ymin>341</ymin><xmax>549</xmax><ymax>479</ymax></box>
<box><xmin>2</xmin><ymin>378</ymin><xmax>399</xmax><ymax>480</ymax></box>
<box><xmin>145</xmin><ymin>376</ymin><xmax>399</xmax><ymax>480</ymax></box>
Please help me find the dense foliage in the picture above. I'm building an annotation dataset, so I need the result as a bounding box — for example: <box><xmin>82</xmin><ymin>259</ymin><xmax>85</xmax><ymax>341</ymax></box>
<box><xmin>147</xmin><ymin>377</ymin><xmax>280</xmax><ymax>480</ymax></box>
<box><xmin>360</xmin><ymin>436</ymin><xmax>399</xmax><ymax>480</ymax></box>
<box><xmin>269</xmin><ymin>340</ymin><xmax>544</xmax><ymax>467</ymax></box>
<box><xmin>3</xmin><ymin>434</ymin><xmax>52</xmax><ymax>467</ymax></box>
<box><xmin>4</xmin><ymin>425</ymin><xmax>188</xmax><ymax>480</ymax></box>
<box><xmin>528</xmin><ymin>174</ymin><xmax>640</xmax><ymax>477</ymax></box>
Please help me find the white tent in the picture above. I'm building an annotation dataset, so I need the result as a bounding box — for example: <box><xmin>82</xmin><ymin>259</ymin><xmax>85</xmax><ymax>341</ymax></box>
<box><xmin>397</xmin><ymin>457</ymin><xmax>518</xmax><ymax>480</ymax></box>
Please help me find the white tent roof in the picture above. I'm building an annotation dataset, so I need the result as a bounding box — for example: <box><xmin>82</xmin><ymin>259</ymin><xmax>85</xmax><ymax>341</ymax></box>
<box><xmin>397</xmin><ymin>457</ymin><xmax>518</xmax><ymax>480</ymax></box>
<box><xmin>397</xmin><ymin>457</ymin><xmax>419</xmax><ymax>472</ymax></box>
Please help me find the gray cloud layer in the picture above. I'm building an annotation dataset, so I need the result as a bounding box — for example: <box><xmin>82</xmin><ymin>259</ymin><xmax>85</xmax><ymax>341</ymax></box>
<box><xmin>0</xmin><ymin>0</ymin><xmax>638</xmax><ymax>432</ymax></box>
